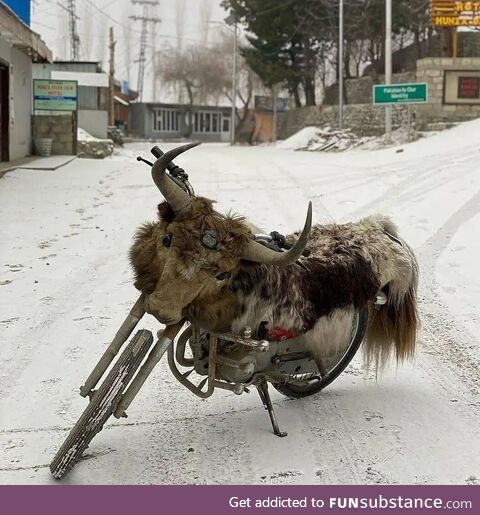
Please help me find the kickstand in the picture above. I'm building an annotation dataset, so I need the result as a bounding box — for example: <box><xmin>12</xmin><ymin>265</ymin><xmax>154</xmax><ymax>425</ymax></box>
<box><xmin>256</xmin><ymin>380</ymin><xmax>287</xmax><ymax>437</ymax></box>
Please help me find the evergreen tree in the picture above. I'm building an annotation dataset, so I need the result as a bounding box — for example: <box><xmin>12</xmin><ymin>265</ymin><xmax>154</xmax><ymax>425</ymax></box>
<box><xmin>222</xmin><ymin>0</ymin><xmax>320</xmax><ymax>106</ymax></box>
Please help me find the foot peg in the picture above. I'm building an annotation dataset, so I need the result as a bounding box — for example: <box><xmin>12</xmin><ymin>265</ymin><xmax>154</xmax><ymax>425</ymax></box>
<box><xmin>256</xmin><ymin>380</ymin><xmax>287</xmax><ymax>437</ymax></box>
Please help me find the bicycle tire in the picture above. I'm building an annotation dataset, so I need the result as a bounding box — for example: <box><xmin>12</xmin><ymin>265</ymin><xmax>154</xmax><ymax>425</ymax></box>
<box><xmin>272</xmin><ymin>306</ymin><xmax>368</xmax><ymax>399</ymax></box>
<box><xmin>50</xmin><ymin>329</ymin><xmax>154</xmax><ymax>479</ymax></box>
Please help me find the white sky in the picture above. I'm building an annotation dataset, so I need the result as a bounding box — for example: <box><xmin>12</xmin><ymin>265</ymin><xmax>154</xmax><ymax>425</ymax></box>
<box><xmin>31</xmin><ymin>0</ymin><xmax>230</xmax><ymax>101</ymax></box>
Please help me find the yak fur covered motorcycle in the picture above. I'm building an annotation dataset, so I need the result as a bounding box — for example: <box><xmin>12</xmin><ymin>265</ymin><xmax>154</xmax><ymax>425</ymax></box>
<box><xmin>50</xmin><ymin>142</ymin><xmax>419</xmax><ymax>479</ymax></box>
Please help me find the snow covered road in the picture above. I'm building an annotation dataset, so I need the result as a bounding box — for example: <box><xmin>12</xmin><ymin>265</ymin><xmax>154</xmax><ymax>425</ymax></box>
<box><xmin>1</xmin><ymin>121</ymin><xmax>479</xmax><ymax>484</ymax></box>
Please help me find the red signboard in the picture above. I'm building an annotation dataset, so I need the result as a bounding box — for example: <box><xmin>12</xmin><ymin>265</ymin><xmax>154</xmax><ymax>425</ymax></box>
<box><xmin>457</xmin><ymin>76</ymin><xmax>480</xmax><ymax>99</ymax></box>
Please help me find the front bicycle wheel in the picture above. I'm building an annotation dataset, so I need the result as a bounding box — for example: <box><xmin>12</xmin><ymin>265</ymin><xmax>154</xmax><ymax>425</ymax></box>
<box><xmin>272</xmin><ymin>306</ymin><xmax>368</xmax><ymax>399</ymax></box>
<box><xmin>50</xmin><ymin>329</ymin><xmax>154</xmax><ymax>479</ymax></box>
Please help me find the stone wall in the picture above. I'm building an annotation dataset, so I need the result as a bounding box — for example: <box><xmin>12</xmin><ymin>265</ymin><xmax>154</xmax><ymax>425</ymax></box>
<box><xmin>277</xmin><ymin>104</ymin><xmax>410</xmax><ymax>139</ymax></box>
<box><xmin>278</xmin><ymin>58</ymin><xmax>480</xmax><ymax>138</ymax></box>
<box><xmin>324</xmin><ymin>72</ymin><xmax>416</xmax><ymax>105</ymax></box>
<box><xmin>415</xmin><ymin>57</ymin><xmax>480</xmax><ymax>130</ymax></box>
<box><xmin>77</xmin><ymin>139</ymin><xmax>113</xmax><ymax>159</ymax></box>
<box><xmin>32</xmin><ymin>114</ymin><xmax>75</xmax><ymax>155</ymax></box>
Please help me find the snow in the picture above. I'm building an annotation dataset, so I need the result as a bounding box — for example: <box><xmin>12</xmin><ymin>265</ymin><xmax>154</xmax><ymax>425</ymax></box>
<box><xmin>276</xmin><ymin>125</ymin><xmax>423</xmax><ymax>152</ymax></box>
<box><xmin>77</xmin><ymin>128</ymin><xmax>100</xmax><ymax>142</ymax></box>
<box><xmin>1</xmin><ymin>119</ymin><xmax>480</xmax><ymax>485</ymax></box>
<box><xmin>277</xmin><ymin>126</ymin><xmax>324</xmax><ymax>150</ymax></box>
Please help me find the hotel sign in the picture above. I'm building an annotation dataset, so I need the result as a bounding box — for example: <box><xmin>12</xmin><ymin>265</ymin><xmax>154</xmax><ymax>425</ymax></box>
<box><xmin>430</xmin><ymin>1</ymin><xmax>480</xmax><ymax>26</ymax></box>
<box><xmin>33</xmin><ymin>80</ymin><xmax>78</xmax><ymax>111</ymax></box>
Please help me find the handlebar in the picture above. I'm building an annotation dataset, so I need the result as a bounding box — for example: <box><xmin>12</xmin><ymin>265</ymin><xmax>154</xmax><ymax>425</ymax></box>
<box><xmin>150</xmin><ymin>146</ymin><xmax>189</xmax><ymax>182</ymax></box>
<box><xmin>136</xmin><ymin>145</ymin><xmax>194</xmax><ymax>196</ymax></box>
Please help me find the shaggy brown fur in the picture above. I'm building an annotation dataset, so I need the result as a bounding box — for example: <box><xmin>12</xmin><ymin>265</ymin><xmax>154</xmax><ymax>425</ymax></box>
<box><xmin>231</xmin><ymin>216</ymin><xmax>419</xmax><ymax>370</ymax></box>
<box><xmin>130</xmin><ymin>198</ymin><xmax>419</xmax><ymax>370</ymax></box>
<box><xmin>130</xmin><ymin>199</ymin><xmax>250</xmax><ymax>329</ymax></box>
<box><xmin>363</xmin><ymin>227</ymin><xmax>420</xmax><ymax>370</ymax></box>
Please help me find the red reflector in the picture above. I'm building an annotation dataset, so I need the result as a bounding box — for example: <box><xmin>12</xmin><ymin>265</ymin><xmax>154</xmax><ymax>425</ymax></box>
<box><xmin>266</xmin><ymin>327</ymin><xmax>295</xmax><ymax>341</ymax></box>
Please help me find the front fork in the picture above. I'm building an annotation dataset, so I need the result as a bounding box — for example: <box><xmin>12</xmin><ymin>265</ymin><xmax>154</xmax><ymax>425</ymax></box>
<box><xmin>79</xmin><ymin>298</ymin><xmax>288</xmax><ymax>436</ymax></box>
<box><xmin>78</xmin><ymin>294</ymin><xmax>184</xmax><ymax>419</ymax></box>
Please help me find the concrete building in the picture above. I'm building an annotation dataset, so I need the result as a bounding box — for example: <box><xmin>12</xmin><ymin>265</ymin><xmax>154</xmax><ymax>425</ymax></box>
<box><xmin>129</xmin><ymin>103</ymin><xmax>232</xmax><ymax>142</ymax></box>
<box><xmin>32</xmin><ymin>61</ymin><xmax>109</xmax><ymax>139</ymax></box>
<box><xmin>0</xmin><ymin>0</ymin><xmax>51</xmax><ymax>162</ymax></box>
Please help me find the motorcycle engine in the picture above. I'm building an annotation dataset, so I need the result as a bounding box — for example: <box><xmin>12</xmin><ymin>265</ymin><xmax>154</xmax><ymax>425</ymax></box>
<box><xmin>189</xmin><ymin>330</ymin><xmax>263</xmax><ymax>383</ymax></box>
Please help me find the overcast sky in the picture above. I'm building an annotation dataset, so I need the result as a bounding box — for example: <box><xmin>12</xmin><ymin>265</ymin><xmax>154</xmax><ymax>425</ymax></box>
<box><xmin>31</xmin><ymin>0</ymin><xmax>230</xmax><ymax>101</ymax></box>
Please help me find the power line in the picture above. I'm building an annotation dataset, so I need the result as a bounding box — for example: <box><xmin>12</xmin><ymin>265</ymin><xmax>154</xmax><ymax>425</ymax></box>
<box><xmin>129</xmin><ymin>0</ymin><xmax>161</xmax><ymax>101</ymax></box>
<box><xmin>78</xmin><ymin>0</ymin><xmax>215</xmax><ymax>43</ymax></box>
<box><xmin>57</xmin><ymin>0</ymin><xmax>81</xmax><ymax>60</ymax></box>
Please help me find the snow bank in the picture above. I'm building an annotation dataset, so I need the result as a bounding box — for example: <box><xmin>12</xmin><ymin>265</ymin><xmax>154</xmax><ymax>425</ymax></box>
<box><xmin>277</xmin><ymin>124</ymin><xmax>425</xmax><ymax>153</ymax></box>
<box><xmin>276</xmin><ymin>127</ymin><xmax>323</xmax><ymax>150</ymax></box>
<box><xmin>358</xmin><ymin>127</ymin><xmax>420</xmax><ymax>150</ymax></box>
<box><xmin>77</xmin><ymin>128</ymin><xmax>114</xmax><ymax>158</ymax></box>
<box><xmin>277</xmin><ymin>126</ymin><xmax>367</xmax><ymax>152</ymax></box>
<box><xmin>77</xmin><ymin>127</ymin><xmax>100</xmax><ymax>142</ymax></box>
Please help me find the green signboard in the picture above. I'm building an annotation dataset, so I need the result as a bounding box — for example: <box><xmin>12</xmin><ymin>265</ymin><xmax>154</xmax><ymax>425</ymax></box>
<box><xmin>33</xmin><ymin>79</ymin><xmax>78</xmax><ymax>111</ymax></box>
<box><xmin>373</xmin><ymin>83</ymin><xmax>428</xmax><ymax>105</ymax></box>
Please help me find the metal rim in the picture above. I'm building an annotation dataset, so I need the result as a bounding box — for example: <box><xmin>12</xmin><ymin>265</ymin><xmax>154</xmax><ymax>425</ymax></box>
<box><xmin>272</xmin><ymin>306</ymin><xmax>368</xmax><ymax>399</ymax></box>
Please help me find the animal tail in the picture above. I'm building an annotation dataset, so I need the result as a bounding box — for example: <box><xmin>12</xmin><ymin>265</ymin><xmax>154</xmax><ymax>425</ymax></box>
<box><xmin>363</xmin><ymin>218</ymin><xmax>420</xmax><ymax>372</ymax></box>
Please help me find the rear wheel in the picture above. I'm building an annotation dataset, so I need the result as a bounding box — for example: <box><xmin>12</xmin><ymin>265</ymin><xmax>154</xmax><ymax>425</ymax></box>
<box><xmin>272</xmin><ymin>306</ymin><xmax>368</xmax><ymax>399</ymax></box>
<box><xmin>50</xmin><ymin>329</ymin><xmax>154</xmax><ymax>479</ymax></box>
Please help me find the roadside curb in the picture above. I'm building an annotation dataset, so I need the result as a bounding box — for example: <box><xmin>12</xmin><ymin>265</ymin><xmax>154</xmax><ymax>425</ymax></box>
<box><xmin>0</xmin><ymin>156</ymin><xmax>77</xmax><ymax>178</ymax></box>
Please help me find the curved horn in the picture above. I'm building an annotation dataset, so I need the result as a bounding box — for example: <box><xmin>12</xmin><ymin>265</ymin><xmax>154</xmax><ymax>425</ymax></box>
<box><xmin>241</xmin><ymin>202</ymin><xmax>312</xmax><ymax>266</ymax></box>
<box><xmin>151</xmin><ymin>141</ymin><xmax>201</xmax><ymax>214</ymax></box>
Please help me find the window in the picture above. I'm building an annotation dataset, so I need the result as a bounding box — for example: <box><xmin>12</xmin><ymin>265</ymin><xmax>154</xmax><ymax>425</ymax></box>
<box><xmin>222</xmin><ymin>113</ymin><xmax>230</xmax><ymax>133</ymax></box>
<box><xmin>193</xmin><ymin>111</ymin><xmax>225</xmax><ymax>133</ymax></box>
<box><xmin>153</xmin><ymin>108</ymin><xmax>180</xmax><ymax>132</ymax></box>
<box><xmin>212</xmin><ymin>112</ymin><xmax>218</xmax><ymax>132</ymax></box>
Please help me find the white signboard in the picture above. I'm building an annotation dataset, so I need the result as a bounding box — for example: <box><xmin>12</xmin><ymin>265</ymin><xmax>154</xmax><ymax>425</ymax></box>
<box><xmin>51</xmin><ymin>71</ymin><xmax>109</xmax><ymax>88</ymax></box>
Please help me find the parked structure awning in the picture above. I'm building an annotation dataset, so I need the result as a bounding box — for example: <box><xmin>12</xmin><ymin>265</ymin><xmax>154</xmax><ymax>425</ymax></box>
<box><xmin>114</xmin><ymin>95</ymin><xmax>130</xmax><ymax>106</ymax></box>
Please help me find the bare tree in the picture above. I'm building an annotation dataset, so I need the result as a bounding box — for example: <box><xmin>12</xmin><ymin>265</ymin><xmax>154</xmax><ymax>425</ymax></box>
<box><xmin>157</xmin><ymin>34</ymin><xmax>262</xmax><ymax>141</ymax></box>
<box><xmin>217</xmin><ymin>30</ymin><xmax>263</xmax><ymax>140</ymax></box>
<box><xmin>157</xmin><ymin>44</ymin><xmax>229</xmax><ymax>107</ymax></box>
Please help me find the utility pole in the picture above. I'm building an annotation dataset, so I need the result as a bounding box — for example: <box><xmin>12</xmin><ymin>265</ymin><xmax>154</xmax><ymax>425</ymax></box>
<box><xmin>58</xmin><ymin>1</ymin><xmax>80</xmax><ymax>60</ymax></box>
<box><xmin>109</xmin><ymin>27</ymin><xmax>116</xmax><ymax>127</ymax></box>
<box><xmin>130</xmin><ymin>0</ymin><xmax>161</xmax><ymax>102</ymax></box>
<box><xmin>272</xmin><ymin>84</ymin><xmax>278</xmax><ymax>143</ymax></box>
<box><xmin>385</xmin><ymin>0</ymin><xmax>392</xmax><ymax>141</ymax></box>
<box><xmin>338</xmin><ymin>0</ymin><xmax>344</xmax><ymax>130</ymax></box>
<box><xmin>231</xmin><ymin>19</ymin><xmax>237</xmax><ymax>145</ymax></box>
<box><xmin>224</xmin><ymin>13</ymin><xmax>237</xmax><ymax>144</ymax></box>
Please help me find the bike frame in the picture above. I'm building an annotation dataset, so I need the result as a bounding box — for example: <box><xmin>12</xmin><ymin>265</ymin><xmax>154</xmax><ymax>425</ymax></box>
<box><xmin>78</xmin><ymin>295</ymin><xmax>277</xmax><ymax>419</ymax></box>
